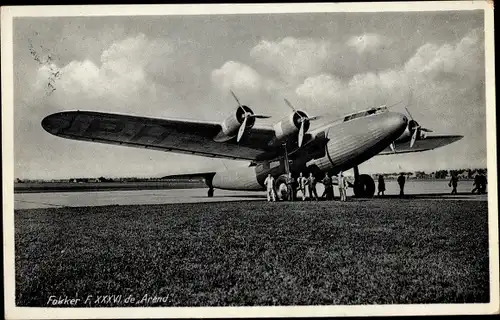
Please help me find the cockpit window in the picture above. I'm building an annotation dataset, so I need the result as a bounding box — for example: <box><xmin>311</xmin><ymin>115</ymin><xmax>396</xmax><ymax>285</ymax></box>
<box><xmin>343</xmin><ymin>106</ymin><xmax>388</xmax><ymax>122</ymax></box>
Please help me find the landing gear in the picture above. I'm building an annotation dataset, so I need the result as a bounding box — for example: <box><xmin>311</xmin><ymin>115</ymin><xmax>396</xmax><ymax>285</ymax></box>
<box><xmin>352</xmin><ymin>166</ymin><xmax>375</xmax><ymax>198</ymax></box>
<box><xmin>276</xmin><ymin>175</ymin><xmax>292</xmax><ymax>201</ymax></box>
<box><xmin>279</xmin><ymin>143</ymin><xmax>294</xmax><ymax>201</ymax></box>
<box><xmin>208</xmin><ymin>188</ymin><xmax>214</xmax><ymax>197</ymax></box>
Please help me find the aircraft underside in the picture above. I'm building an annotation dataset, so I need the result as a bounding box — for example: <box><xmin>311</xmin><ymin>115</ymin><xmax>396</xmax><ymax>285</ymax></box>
<box><xmin>208</xmin><ymin>160</ymin><xmax>377</xmax><ymax>198</ymax></box>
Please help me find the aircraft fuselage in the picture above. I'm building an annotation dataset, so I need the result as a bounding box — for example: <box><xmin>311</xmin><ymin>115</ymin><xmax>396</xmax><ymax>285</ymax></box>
<box><xmin>212</xmin><ymin>111</ymin><xmax>408</xmax><ymax>190</ymax></box>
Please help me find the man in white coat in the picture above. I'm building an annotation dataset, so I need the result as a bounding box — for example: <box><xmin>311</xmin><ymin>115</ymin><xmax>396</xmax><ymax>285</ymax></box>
<box><xmin>264</xmin><ymin>173</ymin><xmax>276</xmax><ymax>202</ymax></box>
<box><xmin>338</xmin><ymin>171</ymin><xmax>347</xmax><ymax>202</ymax></box>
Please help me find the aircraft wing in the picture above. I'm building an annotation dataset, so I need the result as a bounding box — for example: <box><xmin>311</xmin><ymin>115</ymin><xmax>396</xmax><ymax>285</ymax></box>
<box><xmin>378</xmin><ymin>135</ymin><xmax>463</xmax><ymax>155</ymax></box>
<box><xmin>41</xmin><ymin>111</ymin><xmax>280</xmax><ymax>161</ymax></box>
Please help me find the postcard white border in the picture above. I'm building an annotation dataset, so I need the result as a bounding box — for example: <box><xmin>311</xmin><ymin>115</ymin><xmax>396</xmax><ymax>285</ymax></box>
<box><xmin>2</xmin><ymin>1</ymin><xmax>498</xmax><ymax>318</ymax></box>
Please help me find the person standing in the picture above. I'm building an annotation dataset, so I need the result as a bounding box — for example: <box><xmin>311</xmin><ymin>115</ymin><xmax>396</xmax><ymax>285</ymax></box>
<box><xmin>321</xmin><ymin>173</ymin><xmax>334</xmax><ymax>200</ymax></box>
<box><xmin>377</xmin><ymin>175</ymin><xmax>386</xmax><ymax>197</ymax></box>
<box><xmin>338</xmin><ymin>171</ymin><xmax>347</xmax><ymax>202</ymax></box>
<box><xmin>397</xmin><ymin>172</ymin><xmax>406</xmax><ymax>197</ymax></box>
<box><xmin>342</xmin><ymin>173</ymin><xmax>349</xmax><ymax>201</ymax></box>
<box><xmin>308</xmin><ymin>172</ymin><xmax>319</xmax><ymax>201</ymax></box>
<box><xmin>479</xmin><ymin>171</ymin><xmax>487</xmax><ymax>194</ymax></box>
<box><xmin>298</xmin><ymin>172</ymin><xmax>307</xmax><ymax>201</ymax></box>
<box><xmin>472</xmin><ymin>172</ymin><xmax>481</xmax><ymax>194</ymax></box>
<box><xmin>449</xmin><ymin>173</ymin><xmax>459</xmax><ymax>195</ymax></box>
<box><xmin>286</xmin><ymin>173</ymin><xmax>295</xmax><ymax>201</ymax></box>
<box><xmin>264</xmin><ymin>173</ymin><xmax>276</xmax><ymax>202</ymax></box>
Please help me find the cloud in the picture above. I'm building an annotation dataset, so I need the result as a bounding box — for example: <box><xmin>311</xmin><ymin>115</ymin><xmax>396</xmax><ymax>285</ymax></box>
<box><xmin>29</xmin><ymin>33</ymin><xmax>178</xmax><ymax>116</ymax></box>
<box><xmin>250</xmin><ymin>37</ymin><xmax>331</xmax><ymax>79</ymax></box>
<box><xmin>404</xmin><ymin>28</ymin><xmax>483</xmax><ymax>83</ymax></box>
<box><xmin>248</xmin><ymin>35</ymin><xmax>403</xmax><ymax>83</ymax></box>
<box><xmin>294</xmin><ymin>73</ymin><xmax>344</xmax><ymax>108</ymax></box>
<box><xmin>296</xmin><ymin>29</ymin><xmax>484</xmax><ymax>117</ymax></box>
<box><xmin>295</xmin><ymin>70</ymin><xmax>409</xmax><ymax>115</ymax></box>
<box><xmin>15</xmin><ymin>17</ymin><xmax>486</xmax><ymax>178</ymax></box>
<box><xmin>346</xmin><ymin>33</ymin><xmax>392</xmax><ymax>54</ymax></box>
<box><xmin>211</xmin><ymin>60</ymin><xmax>263</xmax><ymax>93</ymax></box>
<box><xmin>17</xmin><ymin>33</ymin><xmax>218</xmax><ymax>180</ymax></box>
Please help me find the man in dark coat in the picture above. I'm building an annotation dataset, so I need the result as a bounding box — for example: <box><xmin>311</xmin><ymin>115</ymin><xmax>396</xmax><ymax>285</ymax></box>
<box><xmin>472</xmin><ymin>172</ymin><xmax>484</xmax><ymax>194</ymax></box>
<box><xmin>377</xmin><ymin>175</ymin><xmax>386</xmax><ymax>196</ymax></box>
<box><xmin>479</xmin><ymin>171</ymin><xmax>487</xmax><ymax>194</ymax></box>
<box><xmin>449</xmin><ymin>173</ymin><xmax>459</xmax><ymax>194</ymax></box>
<box><xmin>308</xmin><ymin>172</ymin><xmax>319</xmax><ymax>201</ymax></box>
<box><xmin>321</xmin><ymin>173</ymin><xmax>334</xmax><ymax>200</ymax></box>
<box><xmin>397</xmin><ymin>173</ymin><xmax>406</xmax><ymax>197</ymax></box>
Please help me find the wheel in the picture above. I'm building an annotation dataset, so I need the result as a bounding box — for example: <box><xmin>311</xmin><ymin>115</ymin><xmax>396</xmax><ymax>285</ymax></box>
<box><xmin>353</xmin><ymin>174</ymin><xmax>375</xmax><ymax>198</ymax></box>
<box><xmin>275</xmin><ymin>174</ymin><xmax>290</xmax><ymax>201</ymax></box>
<box><xmin>276</xmin><ymin>181</ymin><xmax>290</xmax><ymax>201</ymax></box>
<box><xmin>208</xmin><ymin>188</ymin><xmax>214</xmax><ymax>197</ymax></box>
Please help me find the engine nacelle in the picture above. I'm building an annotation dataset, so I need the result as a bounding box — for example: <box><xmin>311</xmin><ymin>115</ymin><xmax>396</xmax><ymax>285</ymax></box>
<box><xmin>273</xmin><ymin>110</ymin><xmax>310</xmax><ymax>142</ymax></box>
<box><xmin>395</xmin><ymin>127</ymin><xmax>411</xmax><ymax>142</ymax></box>
<box><xmin>394</xmin><ymin>119</ymin><xmax>425</xmax><ymax>142</ymax></box>
<box><xmin>214</xmin><ymin>106</ymin><xmax>255</xmax><ymax>142</ymax></box>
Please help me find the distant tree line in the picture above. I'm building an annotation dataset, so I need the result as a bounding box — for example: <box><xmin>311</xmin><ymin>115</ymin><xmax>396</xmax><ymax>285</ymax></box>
<box><xmin>15</xmin><ymin>176</ymin><xmax>203</xmax><ymax>183</ymax></box>
<box><xmin>373</xmin><ymin>168</ymin><xmax>487</xmax><ymax>180</ymax></box>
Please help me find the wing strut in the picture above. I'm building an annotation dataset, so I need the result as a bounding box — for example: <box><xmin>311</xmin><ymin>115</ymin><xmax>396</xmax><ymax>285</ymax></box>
<box><xmin>283</xmin><ymin>143</ymin><xmax>291</xmax><ymax>176</ymax></box>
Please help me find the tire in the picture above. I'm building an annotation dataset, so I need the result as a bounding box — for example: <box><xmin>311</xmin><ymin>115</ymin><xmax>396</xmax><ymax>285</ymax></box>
<box><xmin>275</xmin><ymin>174</ymin><xmax>290</xmax><ymax>201</ymax></box>
<box><xmin>208</xmin><ymin>188</ymin><xmax>214</xmax><ymax>197</ymax></box>
<box><xmin>353</xmin><ymin>174</ymin><xmax>375</xmax><ymax>198</ymax></box>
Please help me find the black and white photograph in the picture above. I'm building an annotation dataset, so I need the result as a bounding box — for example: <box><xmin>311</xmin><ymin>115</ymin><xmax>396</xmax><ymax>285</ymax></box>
<box><xmin>2</xmin><ymin>2</ymin><xmax>498</xmax><ymax>318</ymax></box>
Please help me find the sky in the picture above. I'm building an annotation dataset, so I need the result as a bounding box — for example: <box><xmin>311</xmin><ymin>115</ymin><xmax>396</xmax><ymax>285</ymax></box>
<box><xmin>12</xmin><ymin>10</ymin><xmax>487</xmax><ymax>179</ymax></box>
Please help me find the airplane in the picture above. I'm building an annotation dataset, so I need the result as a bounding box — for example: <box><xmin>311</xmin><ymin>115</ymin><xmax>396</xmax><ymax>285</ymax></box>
<box><xmin>41</xmin><ymin>92</ymin><xmax>463</xmax><ymax>198</ymax></box>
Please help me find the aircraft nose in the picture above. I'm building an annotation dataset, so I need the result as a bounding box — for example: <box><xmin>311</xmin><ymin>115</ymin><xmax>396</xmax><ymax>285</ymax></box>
<box><xmin>41</xmin><ymin>113</ymin><xmax>72</xmax><ymax>135</ymax></box>
<box><xmin>384</xmin><ymin>112</ymin><xmax>408</xmax><ymax>136</ymax></box>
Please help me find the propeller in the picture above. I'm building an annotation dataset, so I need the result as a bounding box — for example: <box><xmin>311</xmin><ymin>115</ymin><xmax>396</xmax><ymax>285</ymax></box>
<box><xmin>284</xmin><ymin>98</ymin><xmax>321</xmax><ymax>147</ymax></box>
<box><xmin>230</xmin><ymin>90</ymin><xmax>270</xmax><ymax>143</ymax></box>
<box><xmin>404</xmin><ymin>107</ymin><xmax>433</xmax><ymax>148</ymax></box>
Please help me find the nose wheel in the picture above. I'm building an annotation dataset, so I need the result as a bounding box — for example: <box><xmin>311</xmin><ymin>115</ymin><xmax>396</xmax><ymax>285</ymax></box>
<box><xmin>352</xmin><ymin>166</ymin><xmax>375</xmax><ymax>198</ymax></box>
<box><xmin>208</xmin><ymin>188</ymin><xmax>214</xmax><ymax>197</ymax></box>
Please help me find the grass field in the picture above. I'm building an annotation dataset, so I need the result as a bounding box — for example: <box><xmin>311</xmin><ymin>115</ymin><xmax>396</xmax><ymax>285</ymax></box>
<box><xmin>15</xmin><ymin>199</ymin><xmax>489</xmax><ymax>306</ymax></box>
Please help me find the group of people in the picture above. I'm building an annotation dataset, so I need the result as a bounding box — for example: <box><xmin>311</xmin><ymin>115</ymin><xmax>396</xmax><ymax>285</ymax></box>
<box><xmin>471</xmin><ymin>171</ymin><xmax>488</xmax><ymax>194</ymax></box>
<box><xmin>376</xmin><ymin>174</ymin><xmax>405</xmax><ymax>197</ymax></box>
<box><xmin>263</xmin><ymin>171</ymin><xmax>349</xmax><ymax>202</ymax></box>
<box><xmin>376</xmin><ymin>171</ymin><xmax>488</xmax><ymax>196</ymax></box>
<box><xmin>265</xmin><ymin>170</ymin><xmax>489</xmax><ymax>202</ymax></box>
<box><xmin>449</xmin><ymin>171</ymin><xmax>488</xmax><ymax>195</ymax></box>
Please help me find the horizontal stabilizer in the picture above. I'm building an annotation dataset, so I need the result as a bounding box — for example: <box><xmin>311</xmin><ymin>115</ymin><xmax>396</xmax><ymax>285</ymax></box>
<box><xmin>162</xmin><ymin>172</ymin><xmax>216</xmax><ymax>182</ymax></box>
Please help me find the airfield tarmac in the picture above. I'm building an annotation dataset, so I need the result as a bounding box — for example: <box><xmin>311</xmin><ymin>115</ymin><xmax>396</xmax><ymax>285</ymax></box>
<box><xmin>14</xmin><ymin>180</ymin><xmax>487</xmax><ymax>209</ymax></box>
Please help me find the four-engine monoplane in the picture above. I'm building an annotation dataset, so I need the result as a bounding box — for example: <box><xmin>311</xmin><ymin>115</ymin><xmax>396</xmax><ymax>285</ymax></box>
<box><xmin>42</xmin><ymin>91</ymin><xmax>463</xmax><ymax>198</ymax></box>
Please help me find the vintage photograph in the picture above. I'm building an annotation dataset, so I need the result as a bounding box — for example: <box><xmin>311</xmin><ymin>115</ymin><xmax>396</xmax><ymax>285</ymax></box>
<box><xmin>2</xmin><ymin>2</ymin><xmax>498</xmax><ymax>318</ymax></box>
